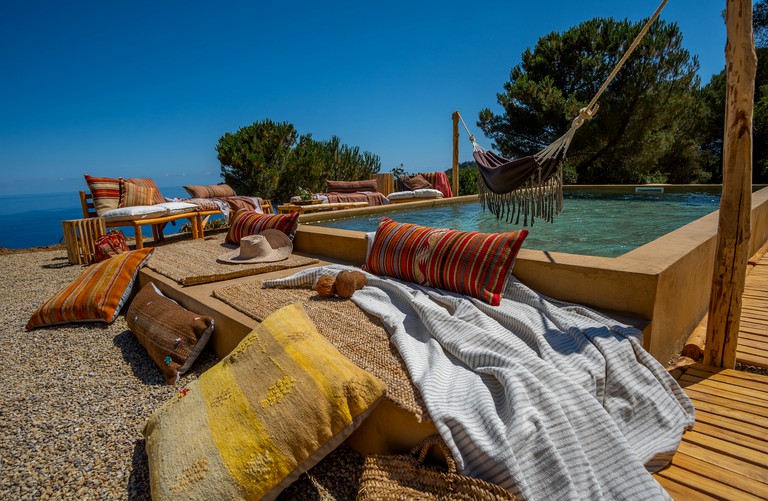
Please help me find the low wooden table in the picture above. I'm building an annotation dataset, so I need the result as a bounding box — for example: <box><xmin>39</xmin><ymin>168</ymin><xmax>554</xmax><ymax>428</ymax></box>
<box><xmin>277</xmin><ymin>201</ymin><xmax>369</xmax><ymax>214</ymax></box>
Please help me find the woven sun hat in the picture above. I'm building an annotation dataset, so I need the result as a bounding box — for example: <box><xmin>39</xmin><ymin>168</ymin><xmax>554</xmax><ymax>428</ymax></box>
<box><xmin>217</xmin><ymin>230</ymin><xmax>293</xmax><ymax>264</ymax></box>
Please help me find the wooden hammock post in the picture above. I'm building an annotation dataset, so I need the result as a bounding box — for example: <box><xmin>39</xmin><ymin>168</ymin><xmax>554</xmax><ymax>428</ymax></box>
<box><xmin>704</xmin><ymin>0</ymin><xmax>757</xmax><ymax>368</ymax></box>
<box><xmin>452</xmin><ymin>111</ymin><xmax>460</xmax><ymax>196</ymax></box>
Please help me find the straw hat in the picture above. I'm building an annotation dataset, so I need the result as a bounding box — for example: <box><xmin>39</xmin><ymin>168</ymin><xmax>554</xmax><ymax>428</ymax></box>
<box><xmin>217</xmin><ymin>230</ymin><xmax>293</xmax><ymax>264</ymax></box>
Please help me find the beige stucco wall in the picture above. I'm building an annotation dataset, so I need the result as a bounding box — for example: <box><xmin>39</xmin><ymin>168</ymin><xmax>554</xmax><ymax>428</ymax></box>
<box><xmin>293</xmin><ymin>186</ymin><xmax>768</xmax><ymax>364</ymax></box>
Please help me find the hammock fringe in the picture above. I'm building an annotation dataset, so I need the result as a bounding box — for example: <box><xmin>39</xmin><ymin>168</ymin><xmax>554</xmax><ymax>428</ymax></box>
<box><xmin>477</xmin><ymin>163</ymin><xmax>563</xmax><ymax>226</ymax></box>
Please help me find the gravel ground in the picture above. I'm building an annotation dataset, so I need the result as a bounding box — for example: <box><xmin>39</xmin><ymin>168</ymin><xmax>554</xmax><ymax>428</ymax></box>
<box><xmin>0</xmin><ymin>248</ymin><xmax>361</xmax><ymax>500</ymax></box>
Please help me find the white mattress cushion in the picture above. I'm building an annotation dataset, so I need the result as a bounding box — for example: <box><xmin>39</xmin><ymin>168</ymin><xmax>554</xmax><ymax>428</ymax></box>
<box><xmin>154</xmin><ymin>202</ymin><xmax>199</xmax><ymax>215</ymax></box>
<box><xmin>101</xmin><ymin>205</ymin><xmax>168</xmax><ymax>222</ymax></box>
<box><xmin>412</xmin><ymin>188</ymin><xmax>444</xmax><ymax>198</ymax></box>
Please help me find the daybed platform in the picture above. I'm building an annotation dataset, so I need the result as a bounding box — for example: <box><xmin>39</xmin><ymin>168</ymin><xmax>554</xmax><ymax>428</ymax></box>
<box><xmin>125</xmin><ymin>227</ymin><xmax>768</xmax><ymax>500</ymax></box>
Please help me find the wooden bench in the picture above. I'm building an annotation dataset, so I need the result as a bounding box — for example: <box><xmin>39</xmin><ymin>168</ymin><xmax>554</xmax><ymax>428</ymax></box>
<box><xmin>79</xmin><ymin>191</ymin><xmax>209</xmax><ymax>250</ymax></box>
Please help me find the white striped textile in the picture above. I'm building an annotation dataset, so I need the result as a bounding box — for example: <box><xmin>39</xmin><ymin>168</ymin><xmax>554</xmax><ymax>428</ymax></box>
<box><xmin>264</xmin><ymin>265</ymin><xmax>695</xmax><ymax>500</ymax></box>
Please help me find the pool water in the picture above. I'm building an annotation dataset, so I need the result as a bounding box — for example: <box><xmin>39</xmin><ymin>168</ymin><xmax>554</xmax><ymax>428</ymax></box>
<box><xmin>312</xmin><ymin>191</ymin><xmax>721</xmax><ymax>258</ymax></box>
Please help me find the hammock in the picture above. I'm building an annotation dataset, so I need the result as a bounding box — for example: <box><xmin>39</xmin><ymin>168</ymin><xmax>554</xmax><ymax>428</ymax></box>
<box><xmin>463</xmin><ymin>0</ymin><xmax>667</xmax><ymax>226</ymax></box>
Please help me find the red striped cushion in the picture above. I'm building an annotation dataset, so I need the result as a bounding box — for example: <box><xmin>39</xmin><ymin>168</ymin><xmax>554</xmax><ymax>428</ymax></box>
<box><xmin>25</xmin><ymin>248</ymin><xmax>154</xmax><ymax>330</ymax></box>
<box><xmin>183</xmin><ymin>184</ymin><xmax>237</xmax><ymax>198</ymax></box>
<box><xmin>363</xmin><ymin>217</ymin><xmax>528</xmax><ymax>306</ymax></box>
<box><xmin>84</xmin><ymin>174</ymin><xmax>121</xmax><ymax>216</ymax></box>
<box><xmin>119</xmin><ymin>179</ymin><xmax>157</xmax><ymax>207</ymax></box>
<box><xmin>124</xmin><ymin>177</ymin><xmax>165</xmax><ymax>204</ymax></box>
<box><xmin>225</xmin><ymin>209</ymin><xmax>300</xmax><ymax>244</ymax></box>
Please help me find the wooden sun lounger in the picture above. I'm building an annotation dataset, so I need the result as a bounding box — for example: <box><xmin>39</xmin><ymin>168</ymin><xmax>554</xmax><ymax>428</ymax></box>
<box><xmin>79</xmin><ymin>191</ymin><xmax>216</xmax><ymax>249</ymax></box>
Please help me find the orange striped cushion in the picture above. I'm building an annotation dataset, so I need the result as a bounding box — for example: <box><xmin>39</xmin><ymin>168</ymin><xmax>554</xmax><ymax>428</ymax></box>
<box><xmin>119</xmin><ymin>179</ymin><xmax>157</xmax><ymax>207</ymax></box>
<box><xmin>25</xmin><ymin>248</ymin><xmax>154</xmax><ymax>330</ymax></box>
<box><xmin>363</xmin><ymin>217</ymin><xmax>528</xmax><ymax>306</ymax></box>
<box><xmin>183</xmin><ymin>184</ymin><xmax>237</xmax><ymax>198</ymax></box>
<box><xmin>124</xmin><ymin>177</ymin><xmax>165</xmax><ymax>204</ymax></box>
<box><xmin>225</xmin><ymin>209</ymin><xmax>299</xmax><ymax>244</ymax></box>
<box><xmin>84</xmin><ymin>174</ymin><xmax>121</xmax><ymax>216</ymax></box>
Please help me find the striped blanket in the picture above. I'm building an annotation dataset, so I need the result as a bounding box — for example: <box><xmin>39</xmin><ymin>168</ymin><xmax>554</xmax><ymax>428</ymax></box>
<box><xmin>264</xmin><ymin>266</ymin><xmax>695</xmax><ymax>500</ymax></box>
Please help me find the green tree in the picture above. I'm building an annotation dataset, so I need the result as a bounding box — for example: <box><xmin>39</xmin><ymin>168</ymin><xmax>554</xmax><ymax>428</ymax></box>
<box><xmin>216</xmin><ymin>119</ymin><xmax>297</xmax><ymax>199</ymax></box>
<box><xmin>444</xmin><ymin>161</ymin><xmax>479</xmax><ymax>195</ymax></box>
<box><xmin>478</xmin><ymin>17</ymin><xmax>707</xmax><ymax>184</ymax></box>
<box><xmin>217</xmin><ymin>121</ymin><xmax>381</xmax><ymax>203</ymax></box>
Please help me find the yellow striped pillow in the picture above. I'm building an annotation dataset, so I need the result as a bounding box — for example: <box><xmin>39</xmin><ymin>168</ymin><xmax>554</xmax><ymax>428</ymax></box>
<box><xmin>25</xmin><ymin>248</ymin><xmax>154</xmax><ymax>330</ymax></box>
<box><xmin>119</xmin><ymin>179</ymin><xmax>157</xmax><ymax>207</ymax></box>
<box><xmin>143</xmin><ymin>302</ymin><xmax>386</xmax><ymax>500</ymax></box>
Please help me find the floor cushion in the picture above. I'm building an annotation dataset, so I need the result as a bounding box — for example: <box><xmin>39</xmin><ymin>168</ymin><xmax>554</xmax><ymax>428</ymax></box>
<box><xmin>126</xmin><ymin>283</ymin><xmax>213</xmax><ymax>385</ymax></box>
<box><xmin>25</xmin><ymin>248</ymin><xmax>154</xmax><ymax>330</ymax></box>
<box><xmin>363</xmin><ymin>217</ymin><xmax>528</xmax><ymax>306</ymax></box>
<box><xmin>142</xmin><ymin>302</ymin><xmax>385</xmax><ymax>500</ymax></box>
<box><xmin>225</xmin><ymin>209</ymin><xmax>299</xmax><ymax>244</ymax></box>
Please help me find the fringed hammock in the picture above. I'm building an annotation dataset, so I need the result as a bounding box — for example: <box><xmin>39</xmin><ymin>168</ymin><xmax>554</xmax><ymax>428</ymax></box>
<box><xmin>461</xmin><ymin>0</ymin><xmax>667</xmax><ymax>226</ymax></box>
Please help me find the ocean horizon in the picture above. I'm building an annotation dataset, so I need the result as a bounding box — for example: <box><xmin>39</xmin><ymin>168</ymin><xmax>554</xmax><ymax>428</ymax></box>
<box><xmin>0</xmin><ymin>187</ymin><xmax>196</xmax><ymax>250</ymax></box>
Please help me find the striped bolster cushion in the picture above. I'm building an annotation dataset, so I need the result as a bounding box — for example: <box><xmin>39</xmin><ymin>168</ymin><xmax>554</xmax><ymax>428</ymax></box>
<box><xmin>363</xmin><ymin>217</ymin><xmax>528</xmax><ymax>306</ymax></box>
<box><xmin>183</xmin><ymin>184</ymin><xmax>237</xmax><ymax>198</ymax></box>
<box><xmin>25</xmin><ymin>248</ymin><xmax>154</xmax><ymax>330</ymax></box>
<box><xmin>225</xmin><ymin>209</ymin><xmax>299</xmax><ymax>244</ymax></box>
<box><xmin>124</xmin><ymin>177</ymin><xmax>166</xmax><ymax>204</ymax></box>
<box><xmin>84</xmin><ymin>174</ymin><xmax>121</xmax><ymax>216</ymax></box>
<box><xmin>119</xmin><ymin>179</ymin><xmax>157</xmax><ymax>207</ymax></box>
<box><xmin>142</xmin><ymin>303</ymin><xmax>385</xmax><ymax>499</ymax></box>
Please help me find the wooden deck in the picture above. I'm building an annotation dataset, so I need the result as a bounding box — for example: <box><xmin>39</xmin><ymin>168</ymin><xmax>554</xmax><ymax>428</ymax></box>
<box><xmin>737</xmin><ymin>251</ymin><xmax>768</xmax><ymax>368</ymax></box>
<box><xmin>654</xmin><ymin>363</ymin><xmax>768</xmax><ymax>500</ymax></box>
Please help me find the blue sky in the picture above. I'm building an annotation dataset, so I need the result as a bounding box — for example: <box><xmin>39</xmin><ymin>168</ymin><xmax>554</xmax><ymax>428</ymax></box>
<box><xmin>0</xmin><ymin>1</ymin><xmax>729</xmax><ymax>195</ymax></box>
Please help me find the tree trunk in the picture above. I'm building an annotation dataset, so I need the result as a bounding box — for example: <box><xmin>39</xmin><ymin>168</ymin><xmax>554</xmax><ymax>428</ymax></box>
<box><xmin>704</xmin><ymin>0</ymin><xmax>757</xmax><ymax>368</ymax></box>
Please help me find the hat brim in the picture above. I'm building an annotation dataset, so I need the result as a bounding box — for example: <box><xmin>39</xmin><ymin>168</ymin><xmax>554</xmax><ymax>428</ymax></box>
<box><xmin>216</xmin><ymin>230</ymin><xmax>293</xmax><ymax>264</ymax></box>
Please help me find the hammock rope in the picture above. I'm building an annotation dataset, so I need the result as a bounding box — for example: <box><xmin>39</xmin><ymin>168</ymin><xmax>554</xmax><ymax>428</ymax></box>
<box><xmin>465</xmin><ymin>0</ymin><xmax>668</xmax><ymax>225</ymax></box>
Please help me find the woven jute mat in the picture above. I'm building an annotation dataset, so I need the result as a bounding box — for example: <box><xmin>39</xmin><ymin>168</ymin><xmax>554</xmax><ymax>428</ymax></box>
<box><xmin>213</xmin><ymin>281</ymin><xmax>429</xmax><ymax>422</ymax></box>
<box><xmin>146</xmin><ymin>234</ymin><xmax>319</xmax><ymax>286</ymax></box>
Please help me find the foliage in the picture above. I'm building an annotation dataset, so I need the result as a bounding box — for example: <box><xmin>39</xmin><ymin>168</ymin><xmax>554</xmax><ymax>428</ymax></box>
<box><xmin>391</xmin><ymin>163</ymin><xmax>407</xmax><ymax>179</ymax></box>
<box><xmin>217</xmin><ymin>120</ymin><xmax>380</xmax><ymax>203</ymax></box>
<box><xmin>478</xmin><ymin>17</ymin><xmax>710</xmax><ymax>184</ymax></box>
<box><xmin>181</xmin><ymin>217</ymin><xmax>228</xmax><ymax>234</ymax></box>
<box><xmin>444</xmin><ymin>161</ymin><xmax>479</xmax><ymax>195</ymax></box>
<box><xmin>217</xmin><ymin>119</ymin><xmax>297</xmax><ymax>200</ymax></box>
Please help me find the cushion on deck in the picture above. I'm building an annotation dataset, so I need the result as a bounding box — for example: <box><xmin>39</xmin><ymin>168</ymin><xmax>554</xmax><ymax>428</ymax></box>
<box><xmin>84</xmin><ymin>174</ymin><xmax>121</xmax><ymax>216</ymax></box>
<box><xmin>25</xmin><ymin>248</ymin><xmax>154</xmax><ymax>330</ymax></box>
<box><xmin>142</xmin><ymin>302</ymin><xmax>386</xmax><ymax>500</ymax></box>
<box><xmin>183</xmin><ymin>183</ymin><xmax>237</xmax><ymax>199</ymax></box>
<box><xmin>326</xmin><ymin>179</ymin><xmax>379</xmax><ymax>193</ymax></box>
<box><xmin>119</xmin><ymin>179</ymin><xmax>157</xmax><ymax>208</ymax></box>
<box><xmin>363</xmin><ymin>217</ymin><xmax>528</xmax><ymax>306</ymax></box>
<box><xmin>124</xmin><ymin>177</ymin><xmax>166</xmax><ymax>205</ymax></box>
<box><xmin>100</xmin><ymin>205</ymin><xmax>168</xmax><ymax>221</ymax></box>
<box><xmin>225</xmin><ymin>209</ymin><xmax>299</xmax><ymax>244</ymax></box>
<box><xmin>126</xmin><ymin>283</ymin><xmax>213</xmax><ymax>385</ymax></box>
<box><xmin>154</xmin><ymin>201</ymin><xmax>199</xmax><ymax>215</ymax></box>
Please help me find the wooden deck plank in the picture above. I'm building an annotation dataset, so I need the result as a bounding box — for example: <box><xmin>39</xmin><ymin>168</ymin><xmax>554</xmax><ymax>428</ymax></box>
<box><xmin>693</xmin><ymin>410</ymin><xmax>768</xmax><ymax>442</ymax></box>
<box><xmin>679</xmin><ymin>375</ymin><xmax>768</xmax><ymax>406</ymax></box>
<box><xmin>680</xmin><ymin>432</ymin><xmax>768</xmax><ymax>478</ymax></box>
<box><xmin>655</xmin><ymin>476</ymin><xmax>719</xmax><ymax>501</ymax></box>
<box><xmin>685</xmin><ymin>388</ymin><xmax>768</xmax><ymax>418</ymax></box>
<box><xmin>670</xmin><ymin>448</ymin><xmax>768</xmax><ymax>497</ymax></box>
<box><xmin>655</xmin><ymin>464</ymin><xmax>764</xmax><ymax>501</ymax></box>
<box><xmin>691</xmin><ymin>421</ymin><xmax>768</xmax><ymax>454</ymax></box>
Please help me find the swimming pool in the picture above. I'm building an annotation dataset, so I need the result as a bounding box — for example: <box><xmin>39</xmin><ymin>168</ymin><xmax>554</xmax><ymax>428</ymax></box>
<box><xmin>311</xmin><ymin>190</ymin><xmax>721</xmax><ymax>258</ymax></box>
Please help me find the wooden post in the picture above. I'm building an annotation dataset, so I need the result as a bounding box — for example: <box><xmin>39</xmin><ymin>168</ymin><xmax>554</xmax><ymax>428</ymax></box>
<box><xmin>452</xmin><ymin>111</ymin><xmax>460</xmax><ymax>196</ymax></box>
<box><xmin>704</xmin><ymin>0</ymin><xmax>756</xmax><ymax>368</ymax></box>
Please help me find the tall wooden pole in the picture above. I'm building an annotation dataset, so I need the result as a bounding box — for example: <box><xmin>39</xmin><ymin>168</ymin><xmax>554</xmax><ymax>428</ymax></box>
<box><xmin>452</xmin><ymin>111</ymin><xmax>460</xmax><ymax>196</ymax></box>
<box><xmin>704</xmin><ymin>0</ymin><xmax>757</xmax><ymax>368</ymax></box>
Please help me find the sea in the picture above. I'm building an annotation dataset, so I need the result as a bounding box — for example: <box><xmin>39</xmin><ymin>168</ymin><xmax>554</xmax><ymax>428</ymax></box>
<box><xmin>0</xmin><ymin>187</ymin><xmax>194</xmax><ymax>249</ymax></box>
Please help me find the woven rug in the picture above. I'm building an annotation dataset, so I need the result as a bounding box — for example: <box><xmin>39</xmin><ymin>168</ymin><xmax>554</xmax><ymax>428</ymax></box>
<box><xmin>212</xmin><ymin>281</ymin><xmax>429</xmax><ymax>422</ymax></box>
<box><xmin>146</xmin><ymin>235</ymin><xmax>319</xmax><ymax>286</ymax></box>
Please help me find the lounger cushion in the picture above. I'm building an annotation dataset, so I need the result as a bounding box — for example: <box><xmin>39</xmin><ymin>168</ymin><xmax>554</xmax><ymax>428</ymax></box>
<box><xmin>84</xmin><ymin>174</ymin><xmax>121</xmax><ymax>216</ymax></box>
<box><xmin>100</xmin><ymin>205</ymin><xmax>168</xmax><ymax>222</ymax></box>
<box><xmin>124</xmin><ymin>177</ymin><xmax>166</xmax><ymax>205</ymax></box>
<box><xmin>25</xmin><ymin>248</ymin><xmax>154</xmax><ymax>330</ymax></box>
<box><xmin>412</xmin><ymin>188</ymin><xmax>445</xmax><ymax>199</ymax></box>
<box><xmin>183</xmin><ymin>183</ymin><xmax>237</xmax><ymax>199</ymax></box>
<box><xmin>364</xmin><ymin>217</ymin><xmax>528</xmax><ymax>306</ymax></box>
<box><xmin>154</xmin><ymin>201</ymin><xmax>199</xmax><ymax>215</ymax></box>
<box><xmin>126</xmin><ymin>283</ymin><xmax>213</xmax><ymax>385</ymax></box>
<box><xmin>119</xmin><ymin>179</ymin><xmax>157</xmax><ymax>208</ymax></box>
<box><xmin>142</xmin><ymin>302</ymin><xmax>385</xmax><ymax>500</ymax></box>
<box><xmin>386</xmin><ymin>191</ymin><xmax>417</xmax><ymax>201</ymax></box>
<box><xmin>402</xmin><ymin>174</ymin><xmax>432</xmax><ymax>191</ymax></box>
<box><xmin>326</xmin><ymin>179</ymin><xmax>379</xmax><ymax>193</ymax></box>
<box><xmin>225</xmin><ymin>209</ymin><xmax>300</xmax><ymax>244</ymax></box>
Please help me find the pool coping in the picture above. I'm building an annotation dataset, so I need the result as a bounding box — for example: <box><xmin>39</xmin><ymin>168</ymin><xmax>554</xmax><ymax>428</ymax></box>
<box><xmin>289</xmin><ymin>185</ymin><xmax>768</xmax><ymax>363</ymax></box>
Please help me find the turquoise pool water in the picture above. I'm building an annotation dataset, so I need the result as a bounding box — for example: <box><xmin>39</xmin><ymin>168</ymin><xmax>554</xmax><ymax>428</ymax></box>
<box><xmin>312</xmin><ymin>191</ymin><xmax>721</xmax><ymax>258</ymax></box>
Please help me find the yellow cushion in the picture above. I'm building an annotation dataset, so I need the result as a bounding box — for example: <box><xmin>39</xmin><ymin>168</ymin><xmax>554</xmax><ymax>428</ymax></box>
<box><xmin>25</xmin><ymin>248</ymin><xmax>154</xmax><ymax>330</ymax></box>
<box><xmin>142</xmin><ymin>302</ymin><xmax>386</xmax><ymax>500</ymax></box>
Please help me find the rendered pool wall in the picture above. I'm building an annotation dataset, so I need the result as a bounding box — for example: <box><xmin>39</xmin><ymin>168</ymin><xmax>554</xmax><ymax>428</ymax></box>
<box><xmin>290</xmin><ymin>185</ymin><xmax>768</xmax><ymax>364</ymax></box>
